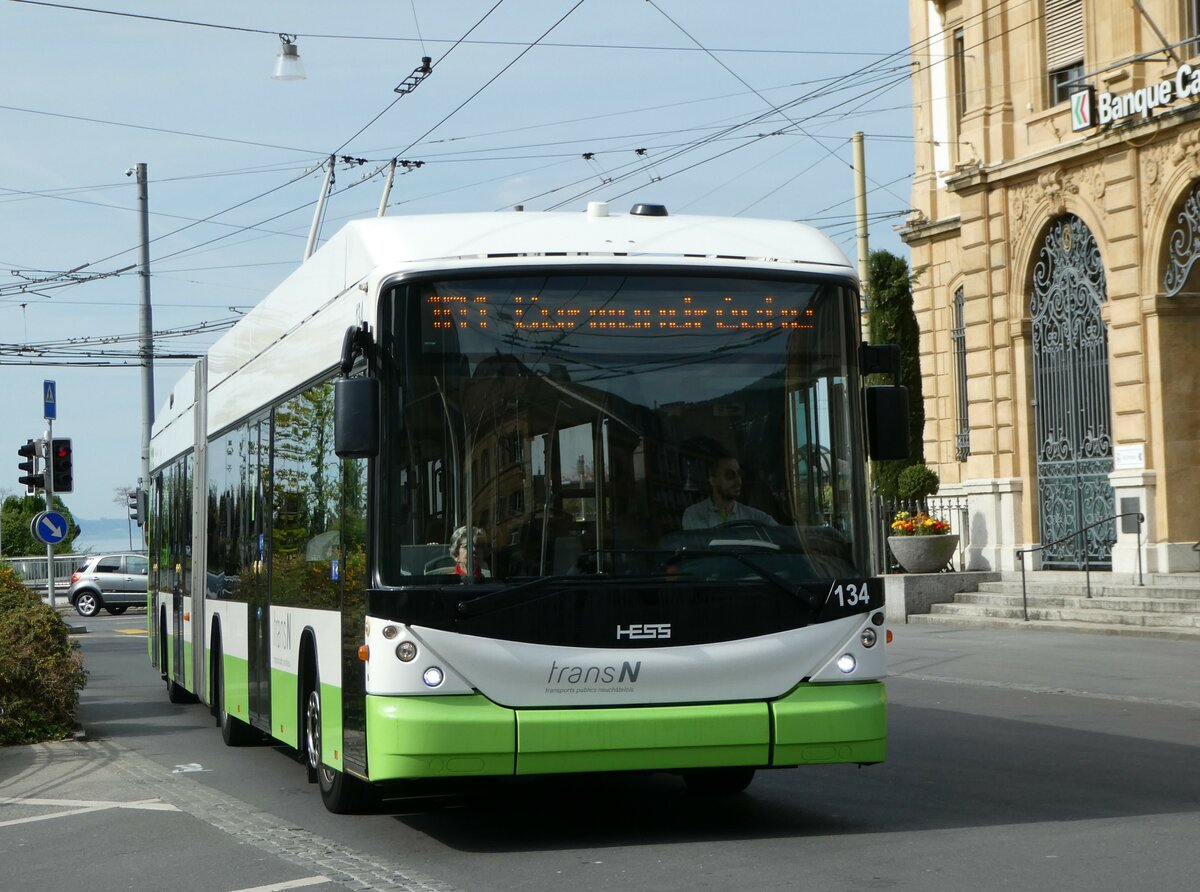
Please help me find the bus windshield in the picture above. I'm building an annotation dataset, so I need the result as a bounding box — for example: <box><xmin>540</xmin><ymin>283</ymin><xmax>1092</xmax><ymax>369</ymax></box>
<box><xmin>378</xmin><ymin>270</ymin><xmax>868</xmax><ymax>586</ymax></box>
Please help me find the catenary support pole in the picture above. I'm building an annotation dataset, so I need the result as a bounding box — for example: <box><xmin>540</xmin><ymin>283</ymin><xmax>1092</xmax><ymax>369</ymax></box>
<box><xmin>852</xmin><ymin>132</ymin><xmax>871</xmax><ymax>341</ymax></box>
<box><xmin>136</xmin><ymin>163</ymin><xmax>154</xmax><ymax>550</ymax></box>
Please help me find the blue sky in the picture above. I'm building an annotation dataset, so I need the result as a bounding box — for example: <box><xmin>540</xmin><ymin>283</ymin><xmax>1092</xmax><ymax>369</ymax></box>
<box><xmin>1</xmin><ymin>0</ymin><xmax>917</xmax><ymax>520</ymax></box>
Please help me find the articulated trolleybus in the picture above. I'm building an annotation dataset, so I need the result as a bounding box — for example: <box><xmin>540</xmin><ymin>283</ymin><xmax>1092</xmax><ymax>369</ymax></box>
<box><xmin>148</xmin><ymin>201</ymin><xmax>908</xmax><ymax>812</ymax></box>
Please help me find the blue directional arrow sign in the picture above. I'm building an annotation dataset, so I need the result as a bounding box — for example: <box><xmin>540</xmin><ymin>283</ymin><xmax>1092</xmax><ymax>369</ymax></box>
<box><xmin>31</xmin><ymin>510</ymin><xmax>68</xmax><ymax>545</ymax></box>
<box><xmin>43</xmin><ymin>379</ymin><xmax>57</xmax><ymax>420</ymax></box>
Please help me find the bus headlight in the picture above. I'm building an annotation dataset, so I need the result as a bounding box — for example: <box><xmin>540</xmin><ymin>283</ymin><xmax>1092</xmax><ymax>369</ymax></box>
<box><xmin>422</xmin><ymin>666</ymin><xmax>444</xmax><ymax>687</ymax></box>
<box><xmin>861</xmin><ymin>628</ymin><xmax>878</xmax><ymax>648</ymax></box>
<box><xmin>396</xmin><ymin>641</ymin><xmax>418</xmax><ymax>662</ymax></box>
<box><xmin>836</xmin><ymin>654</ymin><xmax>857</xmax><ymax>674</ymax></box>
<box><xmin>382</xmin><ymin>625</ymin><xmax>400</xmax><ymax>640</ymax></box>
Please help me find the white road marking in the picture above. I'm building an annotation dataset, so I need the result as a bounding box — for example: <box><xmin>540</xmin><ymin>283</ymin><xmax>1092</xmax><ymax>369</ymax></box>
<box><xmin>227</xmin><ymin>877</ymin><xmax>331</xmax><ymax>892</ymax></box>
<box><xmin>0</xmin><ymin>796</ymin><xmax>179</xmax><ymax>827</ymax></box>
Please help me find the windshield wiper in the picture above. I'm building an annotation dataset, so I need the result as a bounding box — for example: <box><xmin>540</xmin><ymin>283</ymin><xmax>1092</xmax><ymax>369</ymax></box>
<box><xmin>667</xmin><ymin>548</ymin><xmax>823</xmax><ymax>612</ymax></box>
<box><xmin>456</xmin><ymin>573</ymin><xmax>671</xmax><ymax>619</ymax></box>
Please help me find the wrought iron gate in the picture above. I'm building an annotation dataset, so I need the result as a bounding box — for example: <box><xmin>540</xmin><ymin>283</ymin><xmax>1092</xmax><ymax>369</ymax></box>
<box><xmin>1030</xmin><ymin>215</ymin><xmax>1115</xmax><ymax>568</ymax></box>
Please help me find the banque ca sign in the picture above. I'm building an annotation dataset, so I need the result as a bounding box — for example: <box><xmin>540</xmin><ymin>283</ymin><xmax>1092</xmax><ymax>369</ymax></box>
<box><xmin>1072</xmin><ymin>63</ymin><xmax>1200</xmax><ymax>131</ymax></box>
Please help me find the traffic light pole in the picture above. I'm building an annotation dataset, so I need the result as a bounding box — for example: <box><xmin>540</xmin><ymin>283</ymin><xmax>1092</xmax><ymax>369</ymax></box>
<box><xmin>43</xmin><ymin>419</ymin><xmax>56</xmax><ymax>609</ymax></box>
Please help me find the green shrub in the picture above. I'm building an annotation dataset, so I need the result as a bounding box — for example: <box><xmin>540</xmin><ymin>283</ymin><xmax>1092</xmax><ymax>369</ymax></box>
<box><xmin>897</xmin><ymin>463</ymin><xmax>940</xmax><ymax>502</ymax></box>
<box><xmin>0</xmin><ymin>564</ymin><xmax>32</xmax><ymax>598</ymax></box>
<box><xmin>0</xmin><ymin>566</ymin><xmax>88</xmax><ymax>745</ymax></box>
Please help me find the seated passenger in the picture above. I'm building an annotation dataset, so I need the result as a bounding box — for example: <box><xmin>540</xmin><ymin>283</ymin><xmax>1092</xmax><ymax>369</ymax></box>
<box><xmin>682</xmin><ymin>452</ymin><xmax>777</xmax><ymax>530</ymax></box>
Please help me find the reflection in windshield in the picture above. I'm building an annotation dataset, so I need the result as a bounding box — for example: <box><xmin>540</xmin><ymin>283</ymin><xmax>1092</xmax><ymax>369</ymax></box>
<box><xmin>379</xmin><ymin>272</ymin><xmax>867</xmax><ymax>586</ymax></box>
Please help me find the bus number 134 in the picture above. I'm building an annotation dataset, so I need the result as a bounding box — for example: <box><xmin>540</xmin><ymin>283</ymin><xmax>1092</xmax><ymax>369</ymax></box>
<box><xmin>831</xmin><ymin>582</ymin><xmax>870</xmax><ymax>608</ymax></box>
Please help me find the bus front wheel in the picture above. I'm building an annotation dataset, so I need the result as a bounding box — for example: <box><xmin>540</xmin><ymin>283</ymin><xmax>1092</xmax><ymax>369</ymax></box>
<box><xmin>304</xmin><ymin>669</ymin><xmax>375</xmax><ymax>814</ymax></box>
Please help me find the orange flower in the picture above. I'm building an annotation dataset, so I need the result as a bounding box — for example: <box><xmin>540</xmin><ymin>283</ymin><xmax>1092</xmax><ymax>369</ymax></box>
<box><xmin>890</xmin><ymin>510</ymin><xmax>950</xmax><ymax>536</ymax></box>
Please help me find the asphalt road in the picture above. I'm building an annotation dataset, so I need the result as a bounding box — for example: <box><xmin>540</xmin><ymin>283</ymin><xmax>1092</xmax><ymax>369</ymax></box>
<box><xmin>1</xmin><ymin>612</ymin><xmax>1197</xmax><ymax>892</ymax></box>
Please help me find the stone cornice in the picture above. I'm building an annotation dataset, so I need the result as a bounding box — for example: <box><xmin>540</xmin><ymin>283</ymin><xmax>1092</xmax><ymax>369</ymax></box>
<box><xmin>944</xmin><ymin>100</ymin><xmax>1200</xmax><ymax>195</ymax></box>
<box><xmin>899</xmin><ymin>215</ymin><xmax>961</xmax><ymax>247</ymax></box>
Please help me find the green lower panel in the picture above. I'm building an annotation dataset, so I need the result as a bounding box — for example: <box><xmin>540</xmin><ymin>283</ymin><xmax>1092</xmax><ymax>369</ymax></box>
<box><xmin>269</xmin><ymin>669</ymin><xmax>300</xmax><ymax>749</ymax></box>
<box><xmin>771</xmin><ymin>682</ymin><xmax>887</xmax><ymax>765</ymax></box>
<box><xmin>517</xmin><ymin>702</ymin><xmax>769</xmax><ymax>775</ymax></box>
<box><xmin>319</xmin><ymin>682</ymin><xmax>343</xmax><ymax>770</ymax></box>
<box><xmin>222</xmin><ymin>653</ymin><xmax>251</xmax><ymax>725</ymax></box>
<box><xmin>366</xmin><ymin>694</ymin><xmax>515</xmax><ymax>779</ymax></box>
<box><xmin>183</xmin><ymin>640</ymin><xmax>194</xmax><ymax>690</ymax></box>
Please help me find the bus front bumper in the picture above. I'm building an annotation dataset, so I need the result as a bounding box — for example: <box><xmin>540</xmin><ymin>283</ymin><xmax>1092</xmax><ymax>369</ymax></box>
<box><xmin>364</xmin><ymin>681</ymin><xmax>886</xmax><ymax>780</ymax></box>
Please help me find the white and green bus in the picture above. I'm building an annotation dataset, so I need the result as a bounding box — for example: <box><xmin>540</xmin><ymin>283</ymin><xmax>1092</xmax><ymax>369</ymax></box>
<box><xmin>148</xmin><ymin>202</ymin><xmax>908</xmax><ymax>812</ymax></box>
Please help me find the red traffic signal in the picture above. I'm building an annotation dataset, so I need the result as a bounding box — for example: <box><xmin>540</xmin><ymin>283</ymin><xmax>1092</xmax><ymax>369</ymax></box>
<box><xmin>51</xmin><ymin>438</ymin><xmax>73</xmax><ymax>493</ymax></box>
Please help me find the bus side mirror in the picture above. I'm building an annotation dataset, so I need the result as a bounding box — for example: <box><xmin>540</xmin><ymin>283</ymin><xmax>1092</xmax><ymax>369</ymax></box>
<box><xmin>335</xmin><ymin>377</ymin><xmax>380</xmax><ymax>458</ymax></box>
<box><xmin>865</xmin><ymin>385</ymin><xmax>910</xmax><ymax>461</ymax></box>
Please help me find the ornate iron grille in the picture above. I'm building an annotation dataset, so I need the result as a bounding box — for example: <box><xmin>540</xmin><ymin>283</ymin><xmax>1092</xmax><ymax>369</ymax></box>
<box><xmin>1163</xmin><ymin>180</ymin><xmax>1200</xmax><ymax>296</ymax></box>
<box><xmin>1030</xmin><ymin>215</ymin><xmax>1115</xmax><ymax>568</ymax></box>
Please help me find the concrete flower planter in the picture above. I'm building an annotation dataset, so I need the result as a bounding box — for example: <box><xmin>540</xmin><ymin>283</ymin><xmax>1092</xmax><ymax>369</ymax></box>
<box><xmin>887</xmin><ymin>533</ymin><xmax>959</xmax><ymax>574</ymax></box>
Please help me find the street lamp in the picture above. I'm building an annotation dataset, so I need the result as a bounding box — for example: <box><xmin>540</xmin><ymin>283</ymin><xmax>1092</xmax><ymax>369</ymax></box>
<box><xmin>272</xmin><ymin>34</ymin><xmax>306</xmax><ymax>81</ymax></box>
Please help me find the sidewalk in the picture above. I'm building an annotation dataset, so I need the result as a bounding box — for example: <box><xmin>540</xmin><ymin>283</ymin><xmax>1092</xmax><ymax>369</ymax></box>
<box><xmin>0</xmin><ymin>737</ymin><xmax>452</xmax><ymax>892</ymax></box>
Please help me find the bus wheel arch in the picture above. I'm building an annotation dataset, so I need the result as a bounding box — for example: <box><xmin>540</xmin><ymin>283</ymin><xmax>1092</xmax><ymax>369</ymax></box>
<box><xmin>212</xmin><ymin>619</ymin><xmax>256</xmax><ymax>745</ymax></box>
<box><xmin>161</xmin><ymin>606</ymin><xmax>194</xmax><ymax>704</ymax></box>
<box><xmin>299</xmin><ymin>630</ymin><xmax>319</xmax><ymax>783</ymax></box>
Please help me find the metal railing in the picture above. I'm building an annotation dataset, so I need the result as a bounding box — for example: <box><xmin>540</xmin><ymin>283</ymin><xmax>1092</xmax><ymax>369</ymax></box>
<box><xmin>1015</xmin><ymin>512</ymin><xmax>1144</xmax><ymax>621</ymax></box>
<box><xmin>2</xmin><ymin>554</ymin><xmax>83</xmax><ymax>593</ymax></box>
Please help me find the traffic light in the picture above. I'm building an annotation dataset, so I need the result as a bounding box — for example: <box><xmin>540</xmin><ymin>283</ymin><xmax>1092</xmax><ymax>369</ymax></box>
<box><xmin>51</xmin><ymin>438</ymin><xmax>73</xmax><ymax>492</ymax></box>
<box><xmin>128</xmin><ymin>488</ymin><xmax>146</xmax><ymax>527</ymax></box>
<box><xmin>17</xmin><ymin>439</ymin><xmax>44</xmax><ymax>492</ymax></box>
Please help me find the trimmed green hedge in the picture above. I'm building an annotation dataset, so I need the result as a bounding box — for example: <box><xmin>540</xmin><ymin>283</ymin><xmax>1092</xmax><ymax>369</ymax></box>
<box><xmin>0</xmin><ymin>565</ymin><xmax>88</xmax><ymax>745</ymax></box>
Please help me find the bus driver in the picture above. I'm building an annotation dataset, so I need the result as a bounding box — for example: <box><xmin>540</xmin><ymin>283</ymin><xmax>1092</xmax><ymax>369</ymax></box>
<box><xmin>682</xmin><ymin>451</ymin><xmax>777</xmax><ymax>530</ymax></box>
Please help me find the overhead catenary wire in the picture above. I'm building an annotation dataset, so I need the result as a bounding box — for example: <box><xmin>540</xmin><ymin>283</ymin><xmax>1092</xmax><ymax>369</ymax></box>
<box><xmin>1</xmin><ymin>0</ymin><xmax>1034</xmax><ymax>330</ymax></box>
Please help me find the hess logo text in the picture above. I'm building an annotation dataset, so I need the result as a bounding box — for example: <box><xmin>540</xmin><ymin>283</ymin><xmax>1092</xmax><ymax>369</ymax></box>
<box><xmin>616</xmin><ymin>623</ymin><xmax>671</xmax><ymax>640</ymax></box>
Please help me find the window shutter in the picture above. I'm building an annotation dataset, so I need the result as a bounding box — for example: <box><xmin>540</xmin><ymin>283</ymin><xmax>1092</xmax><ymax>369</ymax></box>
<box><xmin>1045</xmin><ymin>0</ymin><xmax>1084</xmax><ymax>71</ymax></box>
<box><xmin>1046</xmin><ymin>0</ymin><xmax>1084</xmax><ymax>71</ymax></box>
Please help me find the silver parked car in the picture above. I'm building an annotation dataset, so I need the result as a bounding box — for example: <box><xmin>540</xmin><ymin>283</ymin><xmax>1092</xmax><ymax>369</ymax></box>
<box><xmin>67</xmin><ymin>553</ymin><xmax>149</xmax><ymax>617</ymax></box>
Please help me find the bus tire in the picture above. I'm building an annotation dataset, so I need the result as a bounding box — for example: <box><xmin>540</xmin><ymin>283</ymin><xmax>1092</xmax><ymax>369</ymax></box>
<box><xmin>683</xmin><ymin>766</ymin><xmax>756</xmax><ymax>796</ymax></box>
<box><xmin>304</xmin><ymin>665</ymin><xmax>375</xmax><ymax>814</ymax></box>
<box><xmin>214</xmin><ymin>637</ymin><xmax>257</xmax><ymax>746</ymax></box>
<box><xmin>161</xmin><ymin>611</ymin><xmax>196</xmax><ymax>704</ymax></box>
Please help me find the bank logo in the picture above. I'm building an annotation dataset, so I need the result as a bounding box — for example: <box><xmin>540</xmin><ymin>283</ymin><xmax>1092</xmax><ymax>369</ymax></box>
<box><xmin>616</xmin><ymin>623</ymin><xmax>671</xmax><ymax>640</ymax></box>
<box><xmin>1070</xmin><ymin>87</ymin><xmax>1094</xmax><ymax>132</ymax></box>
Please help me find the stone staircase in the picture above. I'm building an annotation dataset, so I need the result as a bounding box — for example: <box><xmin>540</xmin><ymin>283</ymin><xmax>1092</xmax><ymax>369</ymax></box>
<box><xmin>907</xmin><ymin>571</ymin><xmax>1200</xmax><ymax>640</ymax></box>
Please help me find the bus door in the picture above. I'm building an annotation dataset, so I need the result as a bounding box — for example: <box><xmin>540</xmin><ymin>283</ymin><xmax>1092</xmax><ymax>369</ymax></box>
<box><xmin>162</xmin><ymin>464</ymin><xmax>189</xmax><ymax>687</ymax></box>
<box><xmin>247</xmin><ymin>417</ymin><xmax>272</xmax><ymax>728</ymax></box>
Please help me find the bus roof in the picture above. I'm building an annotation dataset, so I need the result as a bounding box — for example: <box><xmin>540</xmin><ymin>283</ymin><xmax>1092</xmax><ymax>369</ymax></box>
<box><xmin>332</xmin><ymin>204</ymin><xmax>855</xmax><ymax>273</ymax></box>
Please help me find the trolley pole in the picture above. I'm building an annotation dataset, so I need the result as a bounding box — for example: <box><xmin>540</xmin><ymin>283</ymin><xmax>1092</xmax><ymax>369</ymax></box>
<box><xmin>305</xmin><ymin>155</ymin><xmax>336</xmax><ymax>260</ymax></box>
<box><xmin>378</xmin><ymin>158</ymin><xmax>397</xmax><ymax>217</ymax></box>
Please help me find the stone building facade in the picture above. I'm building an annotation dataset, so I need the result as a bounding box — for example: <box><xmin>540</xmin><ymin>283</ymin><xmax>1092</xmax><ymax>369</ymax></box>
<box><xmin>903</xmin><ymin>0</ymin><xmax>1199</xmax><ymax>573</ymax></box>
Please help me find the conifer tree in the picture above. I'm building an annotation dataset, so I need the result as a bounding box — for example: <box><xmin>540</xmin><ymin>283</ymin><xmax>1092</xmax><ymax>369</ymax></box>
<box><xmin>866</xmin><ymin>250</ymin><xmax>927</xmax><ymax>500</ymax></box>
